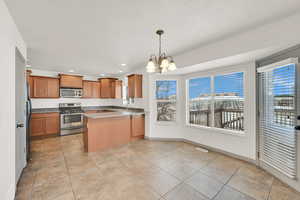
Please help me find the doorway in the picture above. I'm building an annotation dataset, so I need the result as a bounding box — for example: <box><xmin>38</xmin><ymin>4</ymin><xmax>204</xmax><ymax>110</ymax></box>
<box><xmin>257</xmin><ymin>57</ymin><xmax>300</xmax><ymax>190</ymax></box>
<box><xmin>15</xmin><ymin>48</ymin><xmax>27</xmax><ymax>183</ymax></box>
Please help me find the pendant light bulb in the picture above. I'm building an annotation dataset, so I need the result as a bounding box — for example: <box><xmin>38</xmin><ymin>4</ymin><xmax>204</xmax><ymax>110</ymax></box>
<box><xmin>146</xmin><ymin>59</ymin><xmax>156</xmax><ymax>73</ymax></box>
<box><xmin>168</xmin><ymin>60</ymin><xmax>177</xmax><ymax>71</ymax></box>
<box><xmin>160</xmin><ymin>58</ymin><xmax>169</xmax><ymax>69</ymax></box>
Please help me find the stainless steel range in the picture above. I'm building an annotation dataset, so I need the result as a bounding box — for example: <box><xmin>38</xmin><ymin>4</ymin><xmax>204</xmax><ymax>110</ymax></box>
<box><xmin>59</xmin><ymin>103</ymin><xmax>84</xmax><ymax>136</ymax></box>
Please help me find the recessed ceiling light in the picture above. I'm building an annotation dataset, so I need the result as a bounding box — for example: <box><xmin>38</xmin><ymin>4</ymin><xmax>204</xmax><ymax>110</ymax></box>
<box><xmin>69</xmin><ymin>69</ymin><xmax>75</xmax><ymax>73</ymax></box>
<box><xmin>121</xmin><ymin>63</ymin><xmax>127</xmax><ymax>66</ymax></box>
<box><xmin>119</xmin><ymin>70</ymin><xmax>123</xmax><ymax>73</ymax></box>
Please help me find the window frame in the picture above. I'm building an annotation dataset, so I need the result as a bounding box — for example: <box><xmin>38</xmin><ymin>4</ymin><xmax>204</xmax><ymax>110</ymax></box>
<box><xmin>186</xmin><ymin>71</ymin><xmax>246</xmax><ymax>135</ymax></box>
<box><xmin>155</xmin><ymin>79</ymin><xmax>178</xmax><ymax>124</ymax></box>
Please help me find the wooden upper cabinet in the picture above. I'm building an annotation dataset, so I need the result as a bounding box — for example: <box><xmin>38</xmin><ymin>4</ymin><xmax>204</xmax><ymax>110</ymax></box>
<box><xmin>28</xmin><ymin>76</ymin><xmax>34</xmax><ymax>98</ymax></box>
<box><xmin>33</xmin><ymin>77</ymin><xmax>48</xmax><ymax>98</ymax></box>
<box><xmin>31</xmin><ymin>76</ymin><xmax>59</xmax><ymax>98</ymax></box>
<box><xmin>47</xmin><ymin>78</ymin><xmax>60</xmax><ymax>97</ymax></box>
<box><xmin>92</xmin><ymin>81</ymin><xmax>100</xmax><ymax>98</ymax></box>
<box><xmin>99</xmin><ymin>78</ymin><xmax>116</xmax><ymax>98</ymax></box>
<box><xmin>83</xmin><ymin>80</ymin><xmax>101</xmax><ymax>98</ymax></box>
<box><xmin>59</xmin><ymin>74</ymin><xmax>83</xmax><ymax>88</ymax></box>
<box><xmin>113</xmin><ymin>80</ymin><xmax>122</xmax><ymax>99</ymax></box>
<box><xmin>128</xmin><ymin>74</ymin><xmax>142</xmax><ymax>98</ymax></box>
<box><xmin>83</xmin><ymin>81</ymin><xmax>93</xmax><ymax>98</ymax></box>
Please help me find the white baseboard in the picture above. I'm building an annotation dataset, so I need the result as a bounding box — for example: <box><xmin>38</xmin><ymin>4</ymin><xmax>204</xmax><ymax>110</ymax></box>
<box><xmin>6</xmin><ymin>184</ymin><xmax>15</xmax><ymax>200</ymax></box>
<box><xmin>144</xmin><ymin>136</ymin><xmax>256</xmax><ymax>164</ymax></box>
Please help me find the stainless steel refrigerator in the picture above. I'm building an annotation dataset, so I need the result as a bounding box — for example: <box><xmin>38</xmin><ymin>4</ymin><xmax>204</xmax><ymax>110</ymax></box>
<box><xmin>25</xmin><ymin>83</ymin><xmax>32</xmax><ymax>161</ymax></box>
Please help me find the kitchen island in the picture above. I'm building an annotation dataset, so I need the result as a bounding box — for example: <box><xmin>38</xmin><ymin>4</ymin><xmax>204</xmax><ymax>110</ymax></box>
<box><xmin>83</xmin><ymin>109</ymin><xmax>145</xmax><ymax>152</ymax></box>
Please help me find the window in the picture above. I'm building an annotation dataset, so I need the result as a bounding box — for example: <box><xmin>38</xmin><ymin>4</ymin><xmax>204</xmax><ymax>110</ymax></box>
<box><xmin>156</xmin><ymin>80</ymin><xmax>177</xmax><ymax>122</ymax></box>
<box><xmin>187</xmin><ymin>72</ymin><xmax>244</xmax><ymax>132</ymax></box>
<box><xmin>214</xmin><ymin>72</ymin><xmax>244</xmax><ymax>131</ymax></box>
<box><xmin>188</xmin><ymin>77</ymin><xmax>212</xmax><ymax>126</ymax></box>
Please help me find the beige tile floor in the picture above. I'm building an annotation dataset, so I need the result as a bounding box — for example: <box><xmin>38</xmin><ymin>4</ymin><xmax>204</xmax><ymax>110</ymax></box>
<box><xmin>16</xmin><ymin>134</ymin><xmax>300</xmax><ymax>200</ymax></box>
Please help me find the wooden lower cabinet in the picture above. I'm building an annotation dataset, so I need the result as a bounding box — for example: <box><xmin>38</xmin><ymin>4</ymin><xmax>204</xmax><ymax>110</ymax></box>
<box><xmin>131</xmin><ymin>115</ymin><xmax>145</xmax><ymax>140</ymax></box>
<box><xmin>30</xmin><ymin>118</ymin><xmax>45</xmax><ymax>137</ymax></box>
<box><xmin>30</xmin><ymin>112</ymin><xmax>60</xmax><ymax>138</ymax></box>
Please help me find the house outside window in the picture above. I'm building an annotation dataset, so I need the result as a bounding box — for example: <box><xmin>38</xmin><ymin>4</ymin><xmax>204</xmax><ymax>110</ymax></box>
<box><xmin>156</xmin><ymin>80</ymin><xmax>177</xmax><ymax>122</ymax></box>
<box><xmin>187</xmin><ymin>72</ymin><xmax>244</xmax><ymax>132</ymax></box>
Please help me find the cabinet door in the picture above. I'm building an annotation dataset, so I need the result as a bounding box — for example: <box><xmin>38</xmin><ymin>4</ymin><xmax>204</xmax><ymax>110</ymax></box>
<box><xmin>47</xmin><ymin>78</ymin><xmax>60</xmax><ymax>98</ymax></box>
<box><xmin>60</xmin><ymin>75</ymin><xmax>83</xmax><ymax>88</ymax></box>
<box><xmin>114</xmin><ymin>80</ymin><xmax>122</xmax><ymax>99</ymax></box>
<box><xmin>131</xmin><ymin>115</ymin><xmax>145</xmax><ymax>137</ymax></box>
<box><xmin>128</xmin><ymin>76</ymin><xmax>135</xmax><ymax>98</ymax></box>
<box><xmin>28</xmin><ymin>76</ymin><xmax>34</xmax><ymax>98</ymax></box>
<box><xmin>127</xmin><ymin>74</ymin><xmax>142</xmax><ymax>98</ymax></box>
<box><xmin>33</xmin><ymin>77</ymin><xmax>48</xmax><ymax>98</ymax></box>
<box><xmin>83</xmin><ymin>81</ymin><xmax>93</xmax><ymax>98</ymax></box>
<box><xmin>30</xmin><ymin>118</ymin><xmax>45</xmax><ymax>136</ymax></box>
<box><xmin>100</xmin><ymin>79</ymin><xmax>112</xmax><ymax>98</ymax></box>
<box><xmin>92</xmin><ymin>82</ymin><xmax>100</xmax><ymax>98</ymax></box>
<box><xmin>45</xmin><ymin>115</ymin><xmax>60</xmax><ymax>135</ymax></box>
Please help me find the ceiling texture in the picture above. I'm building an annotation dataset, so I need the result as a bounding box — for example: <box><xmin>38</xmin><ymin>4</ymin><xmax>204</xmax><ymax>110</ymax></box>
<box><xmin>5</xmin><ymin>0</ymin><xmax>300</xmax><ymax>75</ymax></box>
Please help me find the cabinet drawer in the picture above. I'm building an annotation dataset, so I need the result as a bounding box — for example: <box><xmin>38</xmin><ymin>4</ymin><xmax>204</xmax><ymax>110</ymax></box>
<box><xmin>32</xmin><ymin>112</ymin><xmax>59</xmax><ymax>118</ymax></box>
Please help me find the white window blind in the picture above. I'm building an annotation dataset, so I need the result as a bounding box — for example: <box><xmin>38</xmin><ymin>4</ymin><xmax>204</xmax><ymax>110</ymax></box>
<box><xmin>258</xmin><ymin>60</ymin><xmax>297</xmax><ymax>179</ymax></box>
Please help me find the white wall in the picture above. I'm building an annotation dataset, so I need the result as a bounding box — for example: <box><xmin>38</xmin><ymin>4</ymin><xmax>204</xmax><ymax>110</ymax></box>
<box><xmin>0</xmin><ymin>1</ymin><xmax>27</xmax><ymax>199</ymax></box>
<box><xmin>144</xmin><ymin>62</ymin><xmax>256</xmax><ymax>160</ymax></box>
<box><xmin>148</xmin><ymin>74</ymin><xmax>184</xmax><ymax>139</ymax></box>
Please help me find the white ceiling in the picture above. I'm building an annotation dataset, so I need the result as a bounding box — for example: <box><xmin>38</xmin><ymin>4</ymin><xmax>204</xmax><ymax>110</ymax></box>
<box><xmin>5</xmin><ymin>0</ymin><xmax>300</xmax><ymax>75</ymax></box>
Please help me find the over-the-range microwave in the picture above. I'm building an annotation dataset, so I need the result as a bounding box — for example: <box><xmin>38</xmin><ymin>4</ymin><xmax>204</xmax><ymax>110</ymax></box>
<box><xmin>60</xmin><ymin>88</ymin><xmax>83</xmax><ymax>98</ymax></box>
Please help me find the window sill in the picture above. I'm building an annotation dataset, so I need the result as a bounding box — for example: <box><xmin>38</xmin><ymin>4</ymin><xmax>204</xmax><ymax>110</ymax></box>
<box><xmin>186</xmin><ymin>123</ymin><xmax>245</xmax><ymax>137</ymax></box>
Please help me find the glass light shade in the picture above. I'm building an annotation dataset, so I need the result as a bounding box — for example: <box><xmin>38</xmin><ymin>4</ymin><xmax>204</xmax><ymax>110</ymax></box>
<box><xmin>160</xmin><ymin>58</ymin><xmax>169</xmax><ymax>68</ymax></box>
<box><xmin>161</xmin><ymin>66</ymin><xmax>168</xmax><ymax>73</ymax></box>
<box><xmin>146</xmin><ymin>60</ymin><xmax>156</xmax><ymax>73</ymax></box>
<box><xmin>168</xmin><ymin>61</ymin><xmax>176</xmax><ymax>71</ymax></box>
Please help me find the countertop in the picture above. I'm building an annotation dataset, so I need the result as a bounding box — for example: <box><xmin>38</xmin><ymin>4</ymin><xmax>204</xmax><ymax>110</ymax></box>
<box><xmin>83</xmin><ymin>110</ymin><xmax>145</xmax><ymax>119</ymax></box>
<box><xmin>32</xmin><ymin>106</ymin><xmax>145</xmax><ymax>116</ymax></box>
<box><xmin>32</xmin><ymin>108</ymin><xmax>60</xmax><ymax>113</ymax></box>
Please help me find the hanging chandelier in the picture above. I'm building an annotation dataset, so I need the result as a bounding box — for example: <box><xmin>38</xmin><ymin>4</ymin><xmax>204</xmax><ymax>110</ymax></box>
<box><xmin>146</xmin><ymin>30</ymin><xmax>176</xmax><ymax>73</ymax></box>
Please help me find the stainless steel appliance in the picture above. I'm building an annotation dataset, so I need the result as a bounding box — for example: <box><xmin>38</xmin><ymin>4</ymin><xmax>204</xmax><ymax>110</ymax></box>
<box><xmin>26</xmin><ymin>83</ymin><xmax>32</xmax><ymax>161</ymax></box>
<box><xmin>60</xmin><ymin>88</ymin><xmax>83</xmax><ymax>98</ymax></box>
<box><xmin>59</xmin><ymin>103</ymin><xmax>83</xmax><ymax>136</ymax></box>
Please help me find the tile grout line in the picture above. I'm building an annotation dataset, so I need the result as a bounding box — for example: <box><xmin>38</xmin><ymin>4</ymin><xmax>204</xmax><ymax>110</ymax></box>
<box><xmin>61</xmin><ymin>138</ymin><xmax>78</xmax><ymax>200</ymax></box>
<box><xmin>266</xmin><ymin>177</ymin><xmax>275</xmax><ymax>200</ymax></box>
<box><xmin>211</xmin><ymin>164</ymin><xmax>241</xmax><ymax>200</ymax></box>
